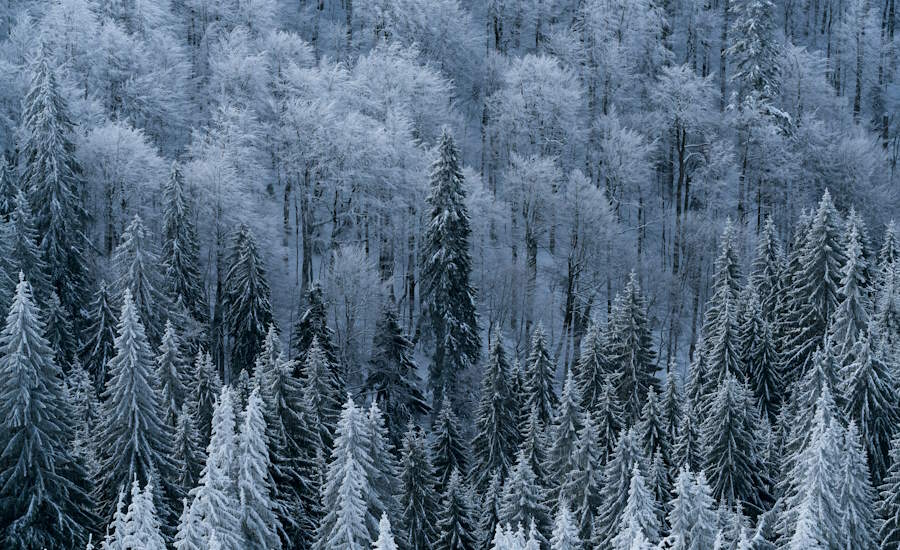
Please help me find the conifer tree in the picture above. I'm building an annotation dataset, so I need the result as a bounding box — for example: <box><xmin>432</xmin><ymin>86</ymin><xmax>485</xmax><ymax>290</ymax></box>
<box><xmin>702</xmin><ymin>292</ymin><xmax>743</xmax><ymax>403</ymax></box>
<box><xmin>877</xmin><ymin>433</ymin><xmax>900</xmax><ymax>549</ymax></box>
<box><xmin>699</xmin><ymin>221</ymin><xmax>743</xmax><ymax>375</ymax></box>
<box><xmin>436</xmin><ymin>469</ymin><xmax>477</xmax><ymax>550</ymax></box>
<box><xmin>44</xmin><ymin>290</ymin><xmax>75</xmax><ymax>370</ymax></box>
<box><xmin>119</xmin><ymin>478</ymin><xmax>168</xmax><ymax>550</ymax></box>
<box><xmin>96</xmin><ymin>290</ymin><xmax>179</xmax><ymax>525</ymax></box>
<box><xmin>238</xmin><ymin>387</ymin><xmax>282</xmax><ymax>550</ymax></box>
<box><xmin>431</xmin><ymin>398</ymin><xmax>469</xmax><ymax>494</ymax></box>
<box><xmin>672</xmin><ymin>397</ymin><xmax>704</xmax><ymax>473</ymax></box>
<box><xmin>472</xmin><ymin>338</ymin><xmax>519</xmax><ymax>489</ymax></box>
<box><xmin>739</xmin><ymin>288</ymin><xmax>782</xmax><ymax>422</ymax></box>
<box><xmin>574</xmin><ymin>320</ymin><xmax>609</xmax><ymax>413</ymax></box>
<box><xmin>661</xmin><ymin>373</ymin><xmax>682</xmax><ymax>449</ymax></box>
<box><xmin>373</xmin><ymin>514</ymin><xmax>399</xmax><ymax>550</ymax></box>
<box><xmin>315</xmin><ymin>396</ymin><xmax>373</xmax><ymax>550</ymax></box>
<box><xmin>610</xmin><ymin>465</ymin><xmax>661</xmax><ymax>549</ymax></box>
<box><xmin>81</xmin><ymin>280</ymin><xmax>118</xmax><ymax>392</ymax></box>
<box><xmin>0</xmin><ymin>275</ymin><xmax>96</xmax><ymax>549</ymax></box>
<box><xmin>751</xmin><ymin>216</ymin><xmax>785</xmax><ymax>320</ymax></box>
<box><xmin>594</xmin><ymin>428</ymin><xmax>648</xmax><ymax>547</ymax></box>
<box><xmin>158</xmin><ymin>321</ymin><xmax>189</xmax><ymax>427</ymax></box>
<box><xmin>291</xmin><ymin>282</ymin><xmax>340</xmax><ymax>370</ymax></box>
<box><xmin>366</xmin><ymin>306</ymin><xmax>429</xmax><ymax>448</ymax></box>
<box><xmin>477</xmin><ymin>471</ymin><xmax>504</xmax><ymax>550</ymax></box>
<box><xmin>192</xmin><ymin>350</ymin><xmax>221</xmax><ymax>447</ymax></box>
<box><xmin>500</xmin><ymin>449</ymin><xmax>551</xmax><ymax>545</ymax></box>
<box><xmin>545</xmin><ymin>370</ymin><xmax>582</xmax><ymax>497</ymax></box>
<box><xmin>829</xmin><ymin>223</ymin><xmax>871</xmax><ymax>369</ymax></box>
<box><xmin>841</xmin><ymin>321</ymin><xmax>899</xmax><ymax>482</ymax></box>
<box><xmin>560</xmin><ymin>411</ymin><xmax>604</xmax><ymax>542</ymax></box>
<box><xmin>422</xmin><ymin>130</ymin><xmax>480</xmax><ymax>408</ymax></box>
<box><xmin>398</xmin><ymin>423</ymin><xmax>440</xmax><ymax>550</ymax></box>
<box><xmin>729</xmin><ymin>0</ymin><xmax>781</xmax><ymax>104</ymax></box>
<box><xmin>638</xmin><ymin>387</ymin><xmax>670</xmax><ymax>467</ymax></box>
<box><xmin>173</xmin><ymin>496</ymin><xmax>203</xmax><ymax>550</ymax></box>
<box><xmin>648</xmin><ymin>450</ymin><xmax>672</xmax><ymax>517</ymax></box>
<box><xmin>836</xmin><ymin>422</ymin><xmax>878</xmax><ymax>549</ymax></box>
<box><xmin>5</xmin><ymin>190</ymin><xmax>49</xmax><ymax>302</ymax></box>
<box><xmin>222</xmin><ymin>224</ymin><xmax>273</xmax><ymax>380</ymax></box>
<box><xmin>113</xmin><ymin>215</ymin><xmax>168</xmax><ymax>347</ymax></box>
<box><xmin>594</xmin><ymin>376</ymin><xmax>624</xmax><ymax>465</ymax></box>
<box><xmin>550</xmin><ymin>502</ymin><xmax>582</xmax><ymax>550</ymax></box>
<box><xmin>161</xmin><ymin>162</ymin><xmax>207</xmax><ymax>329</ymax></box>
<box><xmin>20</xmin><ymin>49</ymin><xmax>92</xmax><ymax>335</ymax></box>
<box><xmin>607</xmin><ymin>271</ymin><xmax>658</xmax><ymax>422</ymax></box>
<box><xmin>660</xmin><ymin>467</ymin><xmax>718</xmax><ymax>550</ymax></box>
<box><xmin>524</xmin><ymin>324</ymin><xmax>557</xmax><ymax>426</ymax></box>
<box><xmin>364</xmin><ymin>401</ymin><xmax>401</xmax><ymax>537</ymax></box>
<box><xmin>174</xmin><ymin>403</ymin><xmax>205</xmax><ymax>496</ymax></box>
<box><xmin>67</xmin><ymin>359</ymin><xmax>101</xmax><ymax>476</ymax></box>
<box><xmin>0</xmin><ymin>155</ymin><xmax>16</xmax><ymax>221</ymax></box>
<box><xmin>301</xmin><ymin>336</ymin><xmax>343</xmax><ymax>453</ymax></box>
<box><xmin>519</xmin><ymin>405</ymin><xmax>549</xmax><ymax>488</ymax></box>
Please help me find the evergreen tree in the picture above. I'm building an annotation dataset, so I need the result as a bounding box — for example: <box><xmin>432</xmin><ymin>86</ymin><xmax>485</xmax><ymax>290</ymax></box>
<box><xmin>472</xmin><ymin>338</ymin><xmax>519</xmax><ymax>489</ymax></box>
<box><xmin>739</xmin><ymin>288</ymin><xmax>782</xmax><ymax>422</ymax></box>
<box><xmin>67</xmin><ymin>359</ymin><xmax>101</xmax><ymax>477</ymax></box>
<box><xmin>96</xmin><ymin>289</ymin><xmax>179</xmax><ymax>525</ymax></box>
<box><xmin>660</xmin><ymin>467</ymin><xmax>718</xmax><ymax>550</ymax></box>
<box><xmin>519</xmin><ymin>405</ymin><xmax>549</xmax><ymax>488</ymax></box>
<box><xmin>703</xmin><ymin>291</ymin><xmax>743</xmax><ymax>403</ymax></box>
<box><xmin>836</xmin><ymin>422</ymin><xmax>878</xmax><ymax>549</ymax></box>
<box><xmin>81</xmin><ymin>280</ymin><xmax>118</xmax><ymax>392</ymax></box>
<box><xmin>161</xmin><ymin>162</ymin><xmax>207</xmax><ymax>329</ymax></box>
<box><xmin>841</xmin><ymin>321</ymin><xmax>899</xmax><ymax>483</ymax></box>
<box><xmin>373</xmin><ymin>514</ymin><xmax>399</xmax><ymax>550</ymax></box>
<box><xmin>545</xmin><ymin>370</ymin><xmax>582</xmax><ymax>498</ymax></box>
<box><xmin>751</xmin><ymin>216</ymin><xmax>785</xmax><ymax>320</ymax></box>
<box><xmin>500</xmin><ymin>449</ymin><xmax>551</xmax><ymax>545</ymax></box>
<box><xmin>477</xmin><ymin>471</ymin><xmax>504</xmax><ymax>550</ymax></box>
<box><xmin>44</xmin><ymin>289</ymin><xmax>75</xmax><ymax>370</ymax></box>
<box><xmin>610</xmin><ymin>465</ymin><xmax>661</xmax><ymax>549</ymax></box>
<box><xmin>364</xmin><ymin>401</ymin><xmax>401</xmax><ymax>537</ymax></box>
<box><xmin>729</xmin><ymin>0</ymin><xmax>781</xmax><ymax>104</ymax></box>
<box><xmin>301</xmin><ymin>336</ymin><xmax>342</xmax><ymax>453</ymax></box>
<box><xmin>192</xmin><ymin>350</ymin><xmax>221</xmax><ymax>447</ymax></box>
<box><xmin>5</xmin><ymin>190</ymin><xmax>49</xmax><ymax>302</ymax></box>
<box><xmin>672</xmin><ymin>397</ymin><xmax>704</xmax><ymax>473</ymax></box>
<box><xmin>315</xmin><ymin>396</ymin><xmax>373</xmax><ymax>550</ymax></box>
<box><xmin>829</xmin><ymin>223</ymin><xmax>871</xmax><ymax>369</ymax></box>
<box><xmin>436</xmin><ymin>468</ymin><xmax>478</xmax><ymax>550</ymax></box>
<box><xmin>638</xmin><ymin>387</ymin><xmax>670</xmax><ymax>467</ymax></box>
<box><xmin>661</xmin><ymin>373</ymin><xmax>683</xmax><ymax>452</ymax></box>
<box><xmin>365</xmin><ymin>306</ymin><xmax>429</xmax><ymax>448</ymax></box>
<box><xmin>648</xmin><ymin>450</ymin><xmax>673</xmax><ymax>518</ymax></box>
<box><xmin>877</xmin><ymin>433</ymin><xmax>900</xmax><ymax>549</ymax></box>
<box><xmin>607</xmin><ymin>271</ymin><xmax>658</xmax><ymax>422</ymax></box>
<box><xmin>113</xmin><ymin>215</ymin><xmax>168</xmax><ymax>347</ymax></box>
<box><xmin>560</xmin><ymin>411</ymin><xmax>604</xmax><ymax>542</ymax></box>
<box><xmin>238</xmin><ymin>387</ymin><xmax>282</xmax><ymax>550</ymax></box>
<box><xmin>0</xmin><ymin>275</ymin><xmax>96</xmax><ymax>549</ymax></box>
<box><xmin>702</xmin><ymin>374</ymin><xmax>769</xmax><ymax>515</ymax></box>
<box><xmin>222</xmin><ymin>224</ymin><xmax>273</xmax><ymax>379</ymax></box>
<box><xmin>574</xmin><ymin>320</ymin><xmax>609</xmax><ymax>413</ymax></box>
<box><xmin>119</xmin><ymin>478</ymin><xmax>168</xmax><ymax>550</ymax></box>
<box><xmin>0</xmin><ymin>155</ymin><xmax>16</xmax><ymax>221</ymax></box>
<box><xmin>173</xmin><ymin>496</ymin><xmax>203</xmax><ymax>550</ymax></box>
<box><xmin>157</xmin><ymin>321</ymin><xmax>189</xmax><ymax>427</ymax></box>
<box><xmin>290</xmin><ymin>282</ymin><xmax>340</xmax><ymax>371</ymax></box>
<box><xmin>594</xmin><ymin>428</ymin><xmax>648</xmax><ymax>547</ymax></box>
<box><xmin>174</xmin><ymin>403</ymin><xmax>205</xmax><ymax>496</ymax></box>
<box><xmin>699</xmin><ymin>221</ymin><xmax>743</xmax><ymax>380</ymax></box>
<box><xmin>20</xmin><ymin>49</ymin><xmax>92</xmax><ymax>335</ymax></box>
<box><xmin>422</xmin><ymin>130</ymin><xmax>480</xmax><ymax>408</ymax></box>
<box><xmin>398</xmin><ymin>423</ymin><xmax>440</xmax><ymax>550</ymax></box>
<box><xmin>550</xmin><ymin>502</ymin><xmax>582</xmax><ymax>550</ymax></box>
<box><xmin>594</xmin><ymin>376</ymin><xmax>624</xmax><ymax>465</ymax></box>
<box><xmin>431</xmin><ymin>398</ymin><xmax>469</xmax><ymax>494</ymax></box>
<box><xmin>524</xmin><ymin>324</ymin><xmax>557</xmax><ymax>426</ymax></box>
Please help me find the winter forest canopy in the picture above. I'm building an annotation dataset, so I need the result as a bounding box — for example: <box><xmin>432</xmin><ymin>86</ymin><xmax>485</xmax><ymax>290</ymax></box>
<box><xmin>0</xmin><ymin>0</ymin><xmax>900</xmax><ymax>548</ymax></box>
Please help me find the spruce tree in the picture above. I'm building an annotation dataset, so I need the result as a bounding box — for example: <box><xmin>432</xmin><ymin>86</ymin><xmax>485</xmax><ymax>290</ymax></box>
<box><xmin>81</xmin><ymin>281</ymin><xmax>118</xmax><ymax>392</ymax></box>
<box><xmin>661</xmin><ymin>373</ymin><xmax>682</xmax><ymax>453</ymax></box>
<box><xmin>638</xmin><ymin>387</ymin><xmax>671</xmax><ymax>468</ymax></box>
<box><xmin>729</xmin><ymin>0</ymin><xmax>781</xmax><ymax>104</ymax></box>
<box><xmin>471</xmin><ymin>338</ymin><xmax>519</xmax><ymax>489</ymax></box>
<box><xmin>44</xmin><ymin>290</ymin><xmax>75</xmax><ymax>370</ymax></box>
<box><xmin>594</xmin><ymin>376</ymin><xmax>624</xmax><ymax>465</ymax></box>
<box><xmin>5</xmin><ymin>190</ymin><xmax>49</xmax><ymax>302</ymax></box>
<box><xmin>315</xmin><ymin>396</ymin><xmax>373</xmax><ymax>550</ymax></box>
<box><xmin>607</xmin><ymin>271</ymin><xmax>658</xmax><ymax>422</ymax></box>
<box><xmin>238</xmin><ymin>387</ymin><xmax>282</xmax><ymax>550</ymax></box>
<box><xmin>301</xmin><ymin>336</ymin><xmax>343</xmax><ymax>454</ymax></box>
<box><xmin>192</xmin><ymin>350</ymin><xmax>221</xmax><ymax>447</ymax></box>
<box><xmin>0</xmin><ymin>155</ymin><xmax>16</xmax><ymax>221</ymax></box>
<box><xmin>290</xmin><ymin>282</ymin><xmax>340</xmax><ymax>371</ymax></box>
<box><xmin>364</xmin><ymin>401</ymin><xmax>401</xmax><ymax>537</ymax></box>
<box><xmin>96</xmin><ymin>289</ymin><xmax>179</xmax><ymax>525</ymax></box>
<box><xmin>500</xmin><ymin>449</ymin><xmax>551</xmax><ymax>545</ymax></box>
<box><xmin>835</xmin><ymin>422</ymin><xmax>878</xmax><ymax>549</ymax></box>
<box><xmin>550</xmin><ymin>502</ymin><xmax>582</xmax><ymax>550</ymax></box>
<box><xmin>477</xmin><ymin>470</ymin><xmax>504</xmax><ymax>550</ymax></box>
<box><xmin>751</xmin><ymin>216</ymin><xmax>785</xmax><ymax>320</ymax></box>
<box><xmin>574</xmin><ymin>320</ymin><xmax>609</xmax><ymax>413</ymax></box>
<box><xmin>20</xmin><ymin>49</ymin><xmax>92</xmax><ymax>335</ymax></box>
<box><xmin>519</xmin><ymin>406</ymin><xmax>549</xmax><ymax>489</ymax></box>
<box><xmin>544</xmin><ymin>370</ymin><xmax>582</xmax><ymax>498</ymax></box>
<box><xmin>703</xmin><ymin>291</ymin><xmax>743</xmax><ymax>403</ymax></box>
<box><xmin>661</xmin><ymin>467</ymin><xmax>719</xmax><ymax>550</ymax></box>
<box><xmin>594</xmin><ymin>428</ymin><xmax>648</xmax><ymax>547</ymax></box>
<box><xmin>398</xmin><ymin>423</ymin><xmax>440</xmax><ymax>550</ymax></box>
<box><xmin>161</xmin><ymin>162</ymin><xmax>207</xmax><ymax>329</ymax></box>
<box><xmin>157</xmin><ymin>321</ymin><xmax>189</xmax><ymax>427</ymax></box>
<box><xmin>610</xmin><ymin>465</ymin><xmax>661</xmax><ymax>549</ymax></box>
<box><xmin>431</xmin><ymin>398</ymin><xmax>469</xmax><ymax>494</ymax></box>
<box><xmin>877</xmin><ymin>433</ymin><xmax>900</xmax><ymax>549</ymax></box>
<box><xmin>436</xmin><ymin>469</ymin><xmax>477</xmax><ymax>550</ymax></box>
<box><xmin>373</xmin><ymin>514</ymin><xmax>399</xmax><ymax>550</ymax></box>
<box><xmin>699</xmin><ymin>221</ymin><xmax>743</xmax><ymax>382</ymax></box>
<box><xmin>560</xmin><ymin>411</ymin><xmax>604</xmax><ymax>542</ymax></box>
<box><xmin>524</xmin><ymin>323</ymin><xmax>557</xmax><ymax>426</ymax></box>
<box><xmin>739</xmin><ymin>288</ymin><xmax>782</xmax><ymax>422</ymax></box>
<box><xmin>0</xmin><ymin>275</ymin><xmax>96</xmax><ymax>549</ymax></box>
<box><xmin>222</xmin><ymin>224</ymin><xmax>273</xmax><ymax>380</ymax></box>
<box><xmin>828</xmin><ymin>223</ymin><xmax>871</xmax><ymax>369</ymax></box>
<box><xmin>67</xmin><ymin>359</ymin><xmax>101</xmax><ymax>477</ymax></box>
<box><xmin>422</xmin><ymin>130</ymin><xmax>480</xmax><ymax>408</ymax></box>
<box><xmin>365</xmin><ymin>306</ymin><xmax>429</xmax><ymax>448</ymax></box>
<box><xmin>174</xmin><ymin>403</ymin><xmax>205</xmax><ymax>496</ymax></box>
<box><xmin>108</xmin><ymin>478</ymin><xmax>168</xmax><ymax>550</ymax></box>
<box><xmin>113</xmin><ymin>215</ymin><xmax>168</xmax><ymax>347</ymax></box>
<box><xmin>672</xmin><ymin>397</ymin><xmax>704</xmax><ymax>473</ymax></box>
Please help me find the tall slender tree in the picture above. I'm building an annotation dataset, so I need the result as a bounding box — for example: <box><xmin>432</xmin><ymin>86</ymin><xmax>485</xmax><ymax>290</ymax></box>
<box><xmin>398</xmin><ymin>424</ymin><xmax>440</xmax><ymax>550</ymax></box>
<box><xmin>238</xmin><ymin>387</ymin><xmax>282</xmax><ymax>550</ymax></box>
<box><xmin>431</xmin><ymin>399</ymin><xmax>469</xmax><ymax>494</ymax></box>
<box><xmin>523</xmin><ymin>324</ymin><xmax>557</xmax><ymax>426</ymax></box>
<box><xmin>113</xmin><ymin>215</ymin><xmax>168</xmax><ymax>347</ymax></box>
<box><xmin>471</xmin><ymin>338</ymin><xmax>519</xmax><ymax>490</ymax></box>
<box><xmin>81</xmin><ymin>281</ymin><xmax>118</xmax><ymax>392</ymax></box>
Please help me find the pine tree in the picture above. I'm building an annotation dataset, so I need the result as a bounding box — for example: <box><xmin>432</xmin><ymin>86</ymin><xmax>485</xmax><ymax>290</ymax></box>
<box><xmin>0</xmin><ymin>275</ymin><xmax>96</xmax><ymax>549</ymax></box>
<box><xmin>0</xmin><ymin>155</ymin><xmax>16</xmax><ymax>221</ymax></box>
<box><xmin>44</xmin><ymin>289</ymin><xmax>75</xmax><ymax>370</ymax></box>
<box><xmin>739</xmin><ymin>288</ymin><xmax>782</xmax><ymax>422</ymax></box>
<box><xmin>96</xmin><ymin>289</ymin><xmax>179</xmax><ymax>525</ymax></box>
<box><xmin>431</xmin><ymin>398</ymin><xmax>469</xmax><ymax>494</ymax></box>
<box><xmin>373</xmin><ymin>514</ymin><xmax>399</xmax><ymax>550</ymax></box>
<box><xmin>703</xmin><ymin>291</ymin><xmax>743</xmax><ymax>403</ymax></box>
<box><xmin>472</xmin><ymin>338</ymin><xmax>519</xmax><ymax>489</ymax></box>
<box><xmin>519</xmin><ymin>406</ymin><xmax>549</xmax><ymax>489</ymax></box>
<box><xmin>878</xmin><ymin>433</ymin><xmax>900</xmax><ymax>549</ymax></box>
<box><xmin>174</xmin><ymin>403</ymin><xmax>205</xmax><ymax>496</ymax></box>
<box><xmin>661</xmin><ymin>373</ymin><xmax>682</xmax><ymax>451</ymax></box>
<box><xmin>594</xmin><ymin>376</ymin><xmax>624</xmax><ymax>465</ymax></box>
<box><xmin>661</xmin><ymin>467</ymin><xmax>719</xmax><ymax>550</ymax></box>
<box><xmin>422</xmin><ymin>130</ymin><xmax>480</xmax><ymax>408</ymax></box>
<box><xmin>524</xmin><ymin>324</ymin><xmax>557</xmax><ymax>426</ymax></box>
<box><xmin>436</xmin><ymin>469</ymin><xmax>478</xmax><ymax>550</ymax></box>
<box><xmin>315</xmin><ymin>396</ymin><xmax>373</xmax><ymax>550</ymax></box>
<box><xmin>238</xmin><ymin>387</ymin><xmax>282</xmax><ymax>550</ymax></box>
<box><xmin>638</xmin><ymin>387</ymin><xmax>670</xmax><ymax>467</ymax></box>
<box><xmin>560</xmin><ymin>411</ymin><xmax>604</xmax><ymax>542</ymax></box>
<box><xmin>290</xmin><ymin>282</ymin><xmax>340</xmax><ymax>371</ymax></box>
<box><xmin>399</xmin><ymin>423</ymin><xmax>440</xmax><ymax>550</ymax></box>
<box><xmin>223</xmin><ymin>224</ymin><xmax>273</xmax><ymax>380</ymax></box>
<box><xmin>113</xmin><ymin>215</ymin><xmax>168</xmax><ymax>347</ymax></box>
<box><xmin>607</xmin><ymin>271</ymin><xmax>658</xmax><ymax>422</ymax></box>
<box><xmin>173</xmin><ymin>496</ymin><xmax>203</xmax><ymax>550</ymax></box>
<box><xmin>184</xmin><ymin>387</ymin><xmax>243</xmax><ymax>550</ymax></box>
<box><xmin>477</xmin><ymin>471</ymin><xmax>504</xmax><ymax>550</ymax></box>
<box><xmin>192</xmin><ymin>350</ymin><xmax>221</xmax><ymax>447</ymax></box>
<box><xmin>699</xmin><ymin>221</ymin><xmax>743</xmax><ymax>379</ymax></box>
<box><xmin>545</xmin><ymin>370</ymin><xmax>582</xmax><ymax>498</ymax></box>
<box><xmin>20</xmin><ymin>49</ymin><xmax>92</xmax><ymax>335</ymax></box>
<box><xmin>594</xmin><ymin>428</ymin><xmax>648</xmax><ymax>547</ymax></box>
<box><xmin>829</xmin><ymin>223</ymin><xmax>871</xmax><ymax>369</ymax></box>
<box><xmin>118</xmin><ymin>478</ymin><xmax>167</xmax><ymax>550</ymax></box>
<box><xmin>702</xmin><ymin>374</ymin><xmax>769</xmax><ymax>515</ymax></box>
<box><xmin>161</xmin><ymin>162</ymin><xmax>208</xmax><ymax>329</ymax></box>
<box><xmin>364</xmin><ymin>401</ymin><xmax>401</xmax><ymax>538</ymax></box>
<box><xmin>366</xmin><ymin>306</ymin><xmax>429</xmax><ymax>448</ymax></box>
<box><xmin>574</xmin><ymin>320</ymin><xmax>610</xmax><ymax>413</ymax></box>
<box><xmin>836</xmin><ymin>422</ymin><xmax>878</xmax><ymax>549</ymax></box>
<box><xmin>67</xmin><ymin>359</ymin><xmax>101</xmax><ymax>477</ymax></box>
<box><xmin>81</xmin><ymin>281</ymin><xmax>118</xmax><ymax>392</ymax></box>
<box><xmin>301</xmin><ymin>336</ymin><xmax>343</xmax><ymax>453</ymax></box>
<box><xmin>157</xmin><ymin>321</ymin><xmax>189</xmax><ymax>427</ymax></box>
<box><xmin>610</xmin><ymin>465</ymin><xmax>661</xmax><ymax>549</ymax></box>
<box><xmin>500</xmin><ymin>449</ymin><xmax>550</xmax><ymax>545</ymax></box>
<box><xmin>5</xmin><ymin>190</ymin><xmax>49</xmax><ymax>302</ymax></box>
<box><xmin>751</xmin><ymin>216</ymin><xmax>785</xmax><ymax>320</ymax></box>
<box><xmin>648</xmin><ymin>450</ymin><xmax>672</xmax><ymax>518</ymax></box>
<box><xmin>672</xmin><ymin>396</ymin><xmax>704</xmax><ymax>473</ymax></box>
<box><xmin>841</xmin><ymin>321</ymin><xmax>899</xmax><ymax>483</ymax></box>
<box><xmin>550</xmin><ymin>502</ymin><xmax>582</xmax><ymax>550</ymax></box>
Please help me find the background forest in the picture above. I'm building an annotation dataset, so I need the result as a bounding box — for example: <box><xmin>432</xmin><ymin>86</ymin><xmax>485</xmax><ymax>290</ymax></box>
<box><xmin>0</xmin><ymin>0</ymin><xmax>899</xmax><ymax>548</ymax></box>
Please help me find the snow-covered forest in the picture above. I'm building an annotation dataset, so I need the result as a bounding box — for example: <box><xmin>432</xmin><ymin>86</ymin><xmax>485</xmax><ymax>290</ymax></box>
<box><xmin>0</xmin><ymin>0</ymin><xmax>899</xmax><ymax>547</ymax></box>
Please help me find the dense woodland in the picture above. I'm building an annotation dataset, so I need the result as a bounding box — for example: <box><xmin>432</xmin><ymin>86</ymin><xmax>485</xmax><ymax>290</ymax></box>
<box><xmin>0</xmin><ymin>0</ymin><xmax>900</xmax><ymax>548</ymax></box>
